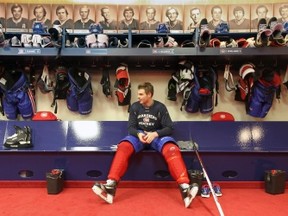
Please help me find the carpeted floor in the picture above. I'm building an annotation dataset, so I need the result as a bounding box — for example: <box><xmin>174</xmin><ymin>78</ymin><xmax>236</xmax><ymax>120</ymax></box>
<box><xmin>0</xmin><ymin>187</ymin><xmax>287</xmax><ymax>216</ymax></box>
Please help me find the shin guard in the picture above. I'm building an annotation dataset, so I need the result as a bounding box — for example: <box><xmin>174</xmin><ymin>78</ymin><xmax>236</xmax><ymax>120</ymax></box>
<box><xmin>108</xmin><ymin>141</ymin><xmax>134</xmax><ymax>181</ymax></box>
<box><xmin>162</xmin><ymin>143</ymin><xmax>190</xmax><ymax>184</ymax></box>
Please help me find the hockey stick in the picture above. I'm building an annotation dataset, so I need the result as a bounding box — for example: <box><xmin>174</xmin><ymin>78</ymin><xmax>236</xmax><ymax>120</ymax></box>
<box><xmin>191</xmin><ymin>139</ymin><xmax>225</xmax><ymax>216</ymax></box>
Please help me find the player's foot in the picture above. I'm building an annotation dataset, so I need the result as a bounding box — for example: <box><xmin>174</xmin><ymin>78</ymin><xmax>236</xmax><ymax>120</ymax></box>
<box><xmin>179</xmin><ymin>183</ymin><xmax>199</xmax><ymax>208</ymax></box>
<box><xmin>92</xmin><ymin>179</ymin><xmax>117</xmax><ymax>204</ymax></box>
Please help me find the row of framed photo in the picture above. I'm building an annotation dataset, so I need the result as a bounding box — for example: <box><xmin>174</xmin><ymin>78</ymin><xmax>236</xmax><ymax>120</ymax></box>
<box><xmin>0</xmin><ymin>3</ymin><xmax>287</xmax><ymax>33</ymax></box>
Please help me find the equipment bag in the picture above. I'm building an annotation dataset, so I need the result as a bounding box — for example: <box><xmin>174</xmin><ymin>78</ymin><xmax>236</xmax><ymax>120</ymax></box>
<box><xmin>167</xmin><ymin>60</ymin><xmax>194</xmax><ymax>102</ymax></box>
<box><xmin>234</xmin><ymin>63</ymin><xmax>256</xmax><ymax>102</ymax></box>
<box><xmin>100</xmin><ymin>67</ymin><xmax>112</xmax><ymax>97</ymax></box>
<box><xmin>66</xmin><ymin>67</ymin><xmax>93</xmax><ymax>115</ymax></box>
<box><xmin>51</xmin><ymin>66</ymin><xmax>70</xmax><ymax>114</ymax></box>
<box><xmin>0</xmin><ymin>68</ymin><xmax>36</xmax><ymax>119</ymax></box>
<box><xmin>247</xmin><ymin>67</ymin><xmax>281</xmax><ymax>118</ymax></box>
<box><xmin>182</xmin><ymin>65</ymin><xmax>218</xmax><ymax>114</ymax></box>
<box><xmin>37</xmin><ymin>64</ymin><xmax>53</xmax><ymax>94</ymax></box>
<box><xmin>114</xmin><ymin>63</ymin><xmax>131</xmax><ymax>107</ymax></box>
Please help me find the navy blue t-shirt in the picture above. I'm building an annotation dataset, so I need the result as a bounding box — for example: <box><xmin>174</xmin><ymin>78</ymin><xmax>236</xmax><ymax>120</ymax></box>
<box><xmin>128</xmin><ymin>100</ymin><xmax>174</xmax><ymax>137</ymax></box>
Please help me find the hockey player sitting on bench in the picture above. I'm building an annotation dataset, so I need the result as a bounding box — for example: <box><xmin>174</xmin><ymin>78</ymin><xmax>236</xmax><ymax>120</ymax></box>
<box><xmin>92</xmin><ymin>82</ymin><xmax>199</xmax><ymax>208</ymax></box>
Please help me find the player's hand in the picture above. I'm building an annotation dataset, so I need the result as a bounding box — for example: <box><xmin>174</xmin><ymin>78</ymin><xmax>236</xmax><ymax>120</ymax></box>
<box><xmin>143</xmin><ymin>131</ymin><xmax>159</xmax><ymax>144</ymax></box>
<box><xmin>138</xmin><ymin>132</ymin><xmax>148</xmax><ymax>144</ymax></box>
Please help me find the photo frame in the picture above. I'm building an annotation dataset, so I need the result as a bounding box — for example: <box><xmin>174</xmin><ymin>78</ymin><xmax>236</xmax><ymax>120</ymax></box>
<box><xmin>51</xmin><ymin>4</ymin><xmax>74</xmax><ymax>33</ymax></box>
<box><xmin>0</xmin><ymin>3</ymin><xmax>5</xmax><ymax>30</ymax></box>
<box><xmin>205</xmin><ymin>5</ymin><xmax>228</xmax><ymax>32</ymax></box>
<box><xmin>162</xmin><ymin>5</ymin><xmax>184</xmax><ymax>33</ymax></box>
<box><xmin>28</xmin><ymin>4</ymin><xmax>52</xmax><ymax>32</ymax></box>
<box><xmin>228</xmin><ymin>5</ymin><xmax>251</xmax><ymax>33</ymax></box>
<box><xmin>273</xmin><ymin>3</ymin><xmax>288</xmax><ymax>24</ymax></box>
<box><xmin>117</xmin><ymin>5</ymin><xmax>140</xmax><ymax>33</ymax></box>
<box><xmin>250</xmin><ymin>4</ymin><xmax>273</xmax><ymax>31</ymax></box>
<box><xmin>73</xmin><ymin>4</ymin><xmax>96</xmax><ymax>33</ymax></box>
<box><xmin>6</xmin><ymin>3</ymin><xmax>29</xmax><ymax>32</ymax></box>
<box><xmin>184</xmin><ymin>5</ymin><xmax>206</xmax><ymax>33</ymax></box>
<box><xmin>96</xmin><ymin>5</ymin><xmax>118</xmax><ymax>33</ymax></box>
<box><xmin>139</xmin><ymin>5</ymin><xmax>162</xmax><ymax>33</ymax></box>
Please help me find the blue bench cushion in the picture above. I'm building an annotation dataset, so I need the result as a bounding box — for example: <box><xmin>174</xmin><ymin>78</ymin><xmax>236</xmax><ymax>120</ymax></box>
<box><xmin>1</xmin><ymin>121</ymin><xmax>288</xmax><ymax>152</ymax></box>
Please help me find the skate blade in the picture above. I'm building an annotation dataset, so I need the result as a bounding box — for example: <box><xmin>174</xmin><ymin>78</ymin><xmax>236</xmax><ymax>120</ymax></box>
<box><xmin>92</xmin><ymin>185</ymin><xmax>113</xmax><ymax>204</ymax></box>
<box><xmin>184</xmin><ymin>186</ymin><xmax>198</xmax><ymax>208</ymax></box>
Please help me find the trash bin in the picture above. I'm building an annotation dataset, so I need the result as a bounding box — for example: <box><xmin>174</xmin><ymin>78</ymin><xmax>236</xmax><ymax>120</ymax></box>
<box><xmin>264</xmin><ymin>170</ymin><xmax>286</xmax><ymax>195</ymax></box>
<box><xmin>46</xmin><ymin>169</ymin><xmax>64</xmax><ymax>194</ymax></box>
<box><xmin>188</xmin><ymin>169</ymin><xmax>203</xmax><ymax>195</ymax></box>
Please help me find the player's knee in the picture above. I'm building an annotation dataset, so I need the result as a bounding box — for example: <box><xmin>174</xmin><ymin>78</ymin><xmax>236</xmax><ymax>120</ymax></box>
<box><xmin>162</xmin><ymin>143</ymin><xmax>180</xmax><ymax>158</ymax></box>
<box><xmin>118</xmin><ymin>141</ymin><xmax>134</xmax><ymax>153</ymax></box>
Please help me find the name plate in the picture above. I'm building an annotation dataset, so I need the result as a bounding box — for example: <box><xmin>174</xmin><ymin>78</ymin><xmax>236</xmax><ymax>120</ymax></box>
<box><xmin>152</xmin><ymin>49</ymin><xmax>175</xmax><ymax>55</ymax></box>
<box><xmin>18</xmin><ymin>49</ymin><xmax>41</xmax><ymax>54</ymax></box>
<box><xmin>73</xmin><ymin>29</ymin><xmax>89</xmax><ymax>34</ymax></box>
<box><xmin>220</xmin><ymin>48</ymin><xmax>242</xmax><ymax>55</ymax></box>
<box><xmin>86</xmin><ymin>49</ymin><xmax>108</xmax><ymax>55</ymax></box>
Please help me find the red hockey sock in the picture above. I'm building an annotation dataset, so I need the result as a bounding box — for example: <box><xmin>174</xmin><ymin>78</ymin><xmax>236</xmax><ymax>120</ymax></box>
<box><xmin>108</xmin><ymin>141</ymin><xmax>134</xmax><ymax>182</ymax></box>
<box><xmin>162</xmin><ymin>143</ymin><xmax>190</xmax><ymax>184</ymax></box>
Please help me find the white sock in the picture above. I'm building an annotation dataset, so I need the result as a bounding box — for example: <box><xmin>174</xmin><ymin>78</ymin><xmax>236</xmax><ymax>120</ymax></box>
<box><xmin>106</xmin><ymin>179</ymin><xmax>116</xmax><ymax>185</ymax></box>
<box><xmin>180</xmin><ymin>183</ymin><xmax>189</xmax><ymax>189</ymax></box>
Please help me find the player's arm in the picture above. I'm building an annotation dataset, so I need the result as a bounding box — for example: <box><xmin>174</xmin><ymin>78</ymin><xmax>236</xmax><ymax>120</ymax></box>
<box><xmin>127</xmin><ymin>105</ymin><xmax>139</xmax><ymax>137</ymax></box>
<box><xmin>144</xmin><ymin>106</ymin><xmax>173</xmax><ymax>143</ymax></box>
<box><xmin>128</xmin><ymin>109</ymin><xmax>148</xmax><ymax>142</ymax></box>
<box><xmin>157</xmin><ymin>106</ymin><xmax>174</xmax><ymax>137</ymax></box>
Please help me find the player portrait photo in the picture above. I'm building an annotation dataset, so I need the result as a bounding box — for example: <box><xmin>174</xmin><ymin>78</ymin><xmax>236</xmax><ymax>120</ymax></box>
<box><xmin>162</xmin><ymin>5</ymin><xmax>184</xmax><ymax>33</ymax></box>
<box><xmin>139</xmin><ymin>5</ymin><xmax>161</xmax><ymax>33</ymax></box>
<box><xmin>51</xmin><ymin>4</ymin><xmax>74</xmax><ymax>33</ymax></box>
<box><xmin>28</xmin><ymin>4</ymin><xmax>52</xmax><ymax>32</ymax></box>
<box><xmin>206</xmin><ymin>5</ymin><xmax>228</xmax><ymax>32</ymax></box>
<box><xmin>250</xmin><ymin>4</ymin><xmax>273</xmax><ymax>31</ymax></box>
<box><xmin>96</xmin><ymin>5</ymin><xmax>118</xmax><ymax>33</ymax></box>
<box><xmin>6</xmin><ymin>3</ymin><xmax>29</xmax><ymax>32</ymax></box>
<box><xmin>0</xmin><ymin>3</ymin><xmax>5</xmax><ymax>30</ymax></box>
<box><xmin>184</xmin><ymin>5</ymin><xmax>206</xmax><ymax>33</ymax></box>
<box><xmin>118</xmin><ymin>5</ymin><xmax>140</xmax><ymax>33</ymax></box>
<box><xmin>274</xmin><ymin>3</ymin><xmax>288</xmax><ymax>24</ymax></box>
<box><xmin>228</xmin><ymin>5</ymin><xmax>250</xmax><ymax>32</ymax></box>
<box><xmin>73</xmin><ymin>4</ymin><xmax>95</xmax><ymax>33</ymax></box>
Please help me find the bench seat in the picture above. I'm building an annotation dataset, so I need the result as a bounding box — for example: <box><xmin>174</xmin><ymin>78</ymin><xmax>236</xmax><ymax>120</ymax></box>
<box><xmin>0</xmin><ymin>121</ymin><xmax>287</xmax><ymax>182</ymax></box>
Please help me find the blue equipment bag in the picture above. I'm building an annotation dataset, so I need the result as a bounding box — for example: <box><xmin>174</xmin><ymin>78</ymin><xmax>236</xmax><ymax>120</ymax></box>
<box><xmin>182</xmin><ymin>65</ymin><xmax>218</xmax><ymax>114</ymax></box>
<box><xmin>66</xmin><ymin>67</ymin><xmax>93</xmax><ymax>115</ymax></box>
<box><xmin>0</xmin><ymin>68</ymin><xmax>36</xmax><ymax>119</ymax></box>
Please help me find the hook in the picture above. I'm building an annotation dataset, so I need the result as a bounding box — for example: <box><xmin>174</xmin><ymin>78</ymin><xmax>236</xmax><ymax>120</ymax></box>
<box><xmin>91</xmin><ymin>57</ymin><xmax>97</xmax><ymax>68</ymax></box>
<box><xmin>273</xmin><ymin>57</ymin><xmax>278</xmax><ymax>67</ymax></box>
<box><xmin>226</xmin><ymin>59</ymin><xmax>231</xmax><ymax>67</ymax></box>
<box><xmin>29</xmin><ymin>57</ymin><xmax>34</xmax><ymax>65</ymax></box>
<box><xmin>135</xmin><ymin>57</ymin><xmax>142</xmax><ymax>68</ymax></box>
<box><xmin>105</xmin><ymin>57</ymin><xmax>111</xmax><ymax>68</ymax></box>
<box><xmin>258</xmin><ymin>59</ymin><xmax>264</xmax><ymax>67</ymax></box>
<box><xmin>43</xmin><ymin>56</ymin><xmax>49</xmax><ymax>65</ymax></box>
<box><xmin>212</xmin><ymin>60</ymin><xmax>218</xmax><ymax>68</ymax></box>
<box><xmin>164</xmin><ymin>58</ymin><xmax>170</xmax><ymax>68</ymax></box>
<box><xmin>150</xmin><ymin>59</ymin><xmax>156</xmax><ymax>68</ymax></box>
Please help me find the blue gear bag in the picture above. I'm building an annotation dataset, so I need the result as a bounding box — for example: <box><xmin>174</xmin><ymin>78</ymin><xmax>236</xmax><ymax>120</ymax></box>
<box><xmin>182</xmin><ymin>65</ymin><xmax>218</xmax><ymax>114</ymax></box>
<box><xmin>0</xmin><ymin>68</ymin><xmax>36</xmax><ymax>119</ymax></box>
<box><xmin>66</xmin><ymin>67</ymin><xmax>93</xmax><ymax>115</ymax></box>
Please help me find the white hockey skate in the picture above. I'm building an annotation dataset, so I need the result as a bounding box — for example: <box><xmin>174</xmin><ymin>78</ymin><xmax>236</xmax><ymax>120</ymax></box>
<box><xmin>180</xmin><ymin>183</ymin><xmax>199</xmax><ymax>208</ymax></box>
<box><xmin>92</xmin><ymin>180</ymin><xmax>117</xmax><ymax>204</ymax></box>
